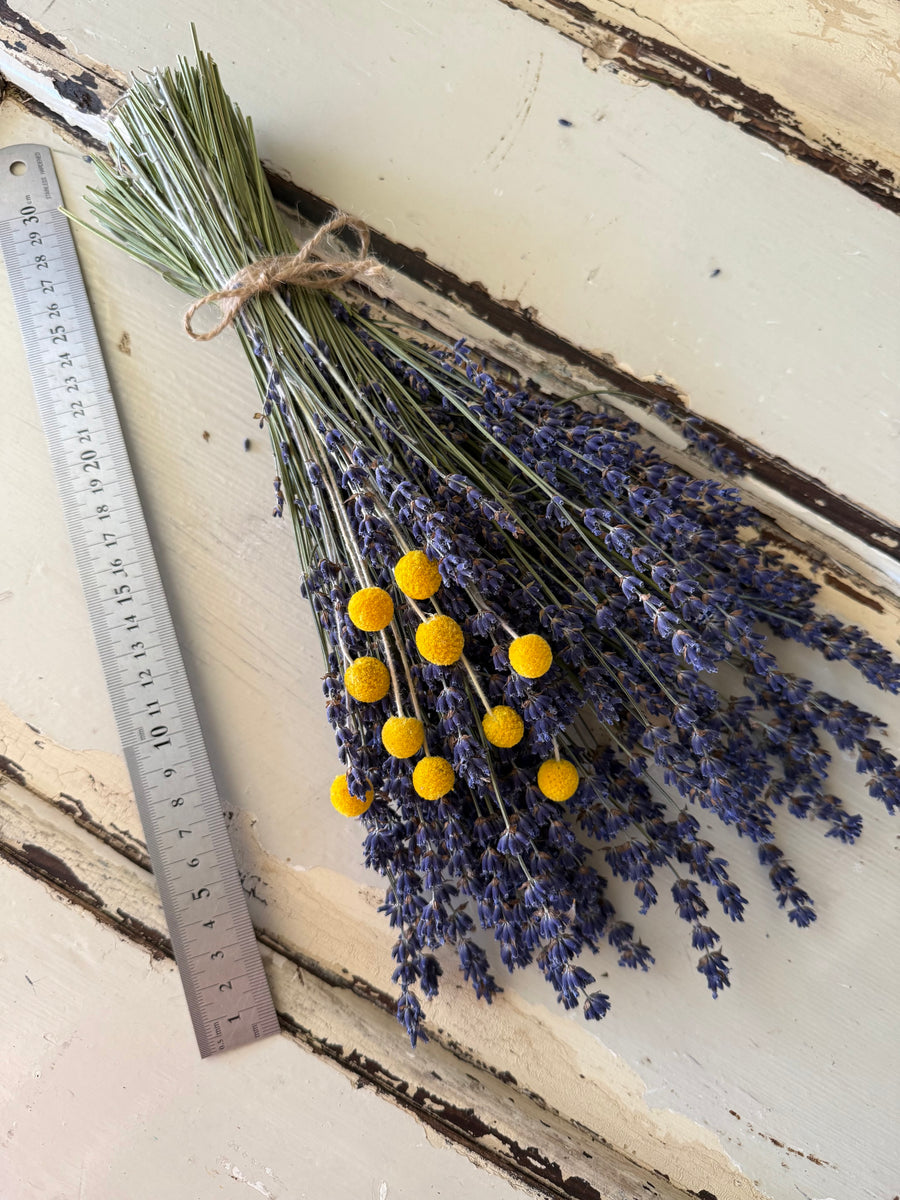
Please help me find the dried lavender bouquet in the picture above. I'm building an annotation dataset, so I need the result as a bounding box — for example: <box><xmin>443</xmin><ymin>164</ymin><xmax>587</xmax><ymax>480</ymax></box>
<box><xmin>78</xmin><ymin>38</ymin><xmax>898</xmax><ymax>1045</ymax></box>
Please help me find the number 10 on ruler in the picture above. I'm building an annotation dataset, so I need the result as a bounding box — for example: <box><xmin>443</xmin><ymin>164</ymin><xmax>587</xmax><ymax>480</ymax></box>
<box><xmin>0</xmin><ymin>142</ymin><xmax>279</xmax><ymax>1056</ymax></box>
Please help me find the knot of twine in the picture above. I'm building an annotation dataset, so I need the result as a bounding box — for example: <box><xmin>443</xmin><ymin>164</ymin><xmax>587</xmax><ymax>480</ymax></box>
<box><xmin>184</xmin><ymin>212</ymin><xmax>385</xmax><ymax>341</ymax></box>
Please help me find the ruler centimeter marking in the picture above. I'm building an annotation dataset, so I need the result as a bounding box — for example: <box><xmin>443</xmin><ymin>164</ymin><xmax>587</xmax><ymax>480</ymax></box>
<box><xmin>0</xmin><ymin>143</ymin><xmax>279</xmax><ymax>1057</ymax></box>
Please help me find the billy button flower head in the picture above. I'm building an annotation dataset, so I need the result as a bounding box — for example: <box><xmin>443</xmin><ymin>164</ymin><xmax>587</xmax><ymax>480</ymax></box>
<box><xmin>381</xmin><ymin>715</ymin><xmax>425</xmax><ymax>759</ymax></box>
<box><xmin>348</xmin><ymin>586</ymin><xmax>394</xmax><ymax>631</ymax></box>
<box><xmin>482</xmin><ymin>705</ymin><xmax>525</xmax><ymax>748</ymax></box>
<box><xmin>508</xmin><ymin>633</ymin><xmax>553</xmax><ymax>679</ymax></box>
<box><xmin>538</xmin><ymin>758</ymin><xmax>580</xmax><ymax>803</ymax></box>
<box><xmin>344</xmin><ymin>656</ymin><xmax>391</xmax><ymax>702</ymax></box>
<box><xmin>330</xmin><ymin>773</ymin><xmax>374</xmax><ymax>817</ymax></box>
<box><xmin>416</xmin><ymin>614</ymin><xmax>465</xmax><ymax>666</ymax></box>
<box><xmin>413</xmin><ymin>755</ymin><xmax>455</xmax><ymax>800</ymax></box>
<box><xmin>394</xmin><ymin>549</ymin><xmax>442</xmax><ymax>600</ymax></box>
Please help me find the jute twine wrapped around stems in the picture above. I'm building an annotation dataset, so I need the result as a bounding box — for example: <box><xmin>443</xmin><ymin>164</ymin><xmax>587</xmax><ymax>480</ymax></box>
<box><xmin>183</xmin><ymin>212</ymin><xmax>385</xmax><ymax>340</ymax></box>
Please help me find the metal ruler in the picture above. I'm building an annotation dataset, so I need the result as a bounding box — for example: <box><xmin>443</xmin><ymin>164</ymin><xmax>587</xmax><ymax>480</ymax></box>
<box><xmin>0</xmin><ymin>143</ymin><xmax>279</xmax><ymax>1057</ymax></box>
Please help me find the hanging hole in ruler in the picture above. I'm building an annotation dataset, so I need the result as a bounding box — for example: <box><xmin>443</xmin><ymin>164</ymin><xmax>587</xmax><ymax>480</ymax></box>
<box><xmin>9</xmin><ymin>161</ymin><xmax>27</xmax><ymax>176</ymax></box>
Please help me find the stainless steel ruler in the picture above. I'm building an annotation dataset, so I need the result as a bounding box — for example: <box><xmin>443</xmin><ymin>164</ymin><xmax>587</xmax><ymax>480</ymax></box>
<box><xmin>0</xmin><ymin>143</ymin><xmax>280</xmax><ymax>1057</ymax></box>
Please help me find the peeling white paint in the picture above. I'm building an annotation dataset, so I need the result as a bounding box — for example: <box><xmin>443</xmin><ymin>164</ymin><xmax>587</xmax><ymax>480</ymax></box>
<box><xmin>218</xmin><ymin>1161</ymin><xmax>275</xmax><ymax>1197</ymax></box>
<box><xmin>0</xmin><ymin>862</ymin><xmax>541</xmax><ymax>1200</ymax></box>
<box><xmin>5</xmin><ymin>0</ymin><xmax>900</xmax><ymax>523</ymax></box>
<box><xmin>1</xmin><ymin>16</ymin><xmax>899</xmax><ymax>1197</ymax></box>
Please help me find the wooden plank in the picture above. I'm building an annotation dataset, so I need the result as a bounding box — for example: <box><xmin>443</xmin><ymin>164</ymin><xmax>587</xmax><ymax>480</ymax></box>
<box><xmin>1</xmin><ymin>844</ymin><xmax>618</xmax><ymax>1200</ymax></box>
<box><xmin>1</xmin><ymin>95</ymin><xmax>899</xmax><ymax>1199</ymax></box>
<box><xmin>501</xmin><ymin>0</ymin><xmax>900</xmax><ymax>213</ymax></box>
<box><xmin>9</xmin><ymin>0</ymin><xmax>900</xmax><ymax>212</ymax></box>
<box><xmin>1</xmin><ymin>0</ymin><xmax>899</xmax><ymax>561</ymax></box>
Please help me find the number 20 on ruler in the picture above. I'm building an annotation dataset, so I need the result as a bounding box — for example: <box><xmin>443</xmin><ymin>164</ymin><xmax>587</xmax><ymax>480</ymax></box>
<box><xmin>1</xmin><ymin>143</ymin><xmax>279</xmax><ymax>1056</ymax></box>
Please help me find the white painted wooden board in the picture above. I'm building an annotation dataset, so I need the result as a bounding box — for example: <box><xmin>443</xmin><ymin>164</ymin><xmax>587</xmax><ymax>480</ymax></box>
<box><xmin>0</xmin><ymin>1</ymin><xmax>899</xmax><ymax>1195</ymax></box>
<box><xmin>10</xmin><ymin>0</ymin><xmax>900</xmax><ymax>535</ymax></box>
<box><xmin>513</xmin><ymin>0</ymin><xmax>900</xmax><ymax>197</ymax></box>
<box><xmin>0</xmin><ymin>859</ymin><xmax>540</xmax><ymax>1200</ymax></box>
<box><xmin>1</xmin><ymin>98</ymin><xmax>898</xmax><ymax>1200</ymax></box>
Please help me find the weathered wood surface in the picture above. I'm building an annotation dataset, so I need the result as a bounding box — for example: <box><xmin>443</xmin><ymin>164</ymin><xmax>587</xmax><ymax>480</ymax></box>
<box><xmin>4</xmin><ymin>777</ymin><xmax>711</xmax><ymax>1200</ymax></box>
<box><xmin>1</xmin><ymin>4</ymin><xmax>899</xmax><ymax>1198</ymax></box>
<box><xmin>0</xmin><ymin>847</ymin><xmax>576</xmax><ymax>1200</ymax></box>
<box><xmin>503</xmin><ymin>0</ymin><xmax>900</xmax><ymax>213</ymax></box>
<box><xmin>1</xmin><ymin>0</ymin><xmax>899</xmax><ymax>563</ymax></box>
<box><xmin>7</xmin><ymin>0</ymin><xmax>900</xmax><ymax>212</ymax></box>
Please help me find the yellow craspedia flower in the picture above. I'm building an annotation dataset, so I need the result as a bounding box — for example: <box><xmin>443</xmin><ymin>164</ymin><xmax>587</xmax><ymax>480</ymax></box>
<box><xmin>344</xmin><ymin>656</ymin><xmax>391</xmax><ymax>702</ymax></box>
<box><xmin>415</xmin><ymin>614</ymin><xmax>464</xmax><ymax>666</ymax></box>
<box><xmin>347</xmin><ymin>586</ymin><xmax>394</xmax><ymax>631</ymax></box>
<box><xmin>508</xmin><ymin>633</ymin><xmax>553</xmax><ymax>679</ymax></box>
<box><xmin>330</xmin><ymin>773</ymin><xmax>374</xmax><ymax>817</ymax></box>
<box><xmin>381</xmin><ymin>716</ymin><xmax>425</xmax><ymax>759</ymax></box>
<box><xmin>537</xmin><ymin>758</ymin><xmax>579</xmax><ymax>803</ymax></box>
<box><xmin>412</xmin><ymin>755</ymin><xmax>455</xmax><ymax>800</ymax></box>
<box><xmin>482</xmin><ymin>705</ymin><xmax>524</xmax><ymax>748</ymax></box>
<box><xmin>394</xmin><ymin>550</ymin><xmax>442</xmax><ymax>600</ymax></box>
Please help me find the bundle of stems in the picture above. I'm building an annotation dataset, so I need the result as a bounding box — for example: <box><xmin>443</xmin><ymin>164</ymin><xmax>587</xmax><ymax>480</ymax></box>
<box><xmin>78</xmin><ymin>36</ymin><xmax>899</xmax><ymax>1044</ymax></box>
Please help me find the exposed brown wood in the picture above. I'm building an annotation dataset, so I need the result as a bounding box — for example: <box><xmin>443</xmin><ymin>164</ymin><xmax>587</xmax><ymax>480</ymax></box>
<box><xmin>0</xmin><ymin>773</ymin><xmax>701</xmax><ymax>1200</ymax></box>
<box><xmin>280</xmin><ymin>1007</ymin><xmax>693</xmax><ymax>1200</ymax></box>
<box><xmin>0</xmin><ymin>0</ymin><xmax>66</xmax><ymax>52</ymax></box>
<box><xmin>1</xmin><ymin>16</ymin><xmax>897</xmax><ymax>565</ymax></box>
<box><xmin>270</xmin><ymin>172</ymin><xmax>900</xmax><ymax>565</ymax></box>
<box><xmin>822</xmin><ymin>573</ymin><xmax>884</xmax><ymax>615</ymax></box>
<box><xmin>19</xmin><ymin>840</ymin><xmax>104</xmax><ymax>904</ymax></box>
<box><xmin>0</xmin><ymin>0</ymin><xmax>122</xmax><ymax>97</ymax></box>
<box><xmin>6</xmin><ymin>80</ymin><xmax>107</xmax><ymax>152</ymax></box>
<box><xmin>498</xmin><ymin>0</ymin><xmax>900</xmax><ymax>215</ymax></box>
<box><xmin>0</xmin><ymin>752</ymin><xmax>26</xmax><ymax>787</ymax></box>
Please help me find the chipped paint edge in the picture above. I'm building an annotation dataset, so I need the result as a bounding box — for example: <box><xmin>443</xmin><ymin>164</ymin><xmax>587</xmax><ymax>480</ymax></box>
<box><xmin>0</xmin><ymin>31</ymin><xmax>898</xmax><ymax>570</ymax></box>
<box><xmin>0</xmin><ymin>766</ymin><xmax>769</xmax><ymax>1200</ymax></box>
<box><xmin>496</xmin><ymin>0</ymin><xmax>900</xmax><ymax>213</ymax></box>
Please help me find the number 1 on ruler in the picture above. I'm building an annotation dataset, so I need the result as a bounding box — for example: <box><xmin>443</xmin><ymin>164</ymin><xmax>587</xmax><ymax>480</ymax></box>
<box><xmin>0</xmin><ymin>142</ymin><xmax>279</xmax><ymax>1057</ymax></box>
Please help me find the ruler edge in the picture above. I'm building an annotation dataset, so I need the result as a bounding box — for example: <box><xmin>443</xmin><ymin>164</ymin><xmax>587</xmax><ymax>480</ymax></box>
<box><xmin>0</xmin><ymin>142</ymin><xmax>280</xmax><ymax>1056</ymax></box>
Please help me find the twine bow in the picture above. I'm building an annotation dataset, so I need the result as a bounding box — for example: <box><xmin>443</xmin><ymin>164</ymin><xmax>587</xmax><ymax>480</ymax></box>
<box><xmin>183</xmin><ymin>212</ymin><xmax>385</xmax><ymax>341</ymax></box>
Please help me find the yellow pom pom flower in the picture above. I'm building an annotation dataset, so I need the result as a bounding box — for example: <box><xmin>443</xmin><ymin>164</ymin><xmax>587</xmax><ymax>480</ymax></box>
<box><xmin>415</xmin><ymin>614</ymin><xmax>465</xmax><ymax>666</ymax></box>
<box><xmin>344</xmin><ymin>656</ymin><xmax>391</xmax><ymax>702</ymax></box>
<box><xmin>412</xmin><ymin>755</ymin><xmax>455</xmax><ymax>800</ymax></box>
<box><xmin>482</xmin><ymin>706</ymin><xmax>524</xmax><ymax>748</ymax></box>
<box><xmin>381</xmin><ymin>716</ymin><xmax>425</xmax><ymax>759</ymax></box>
<box><xmin>508</xmin><ymin>633</ymin><xmax>553</xmax><ymax>679</ymax></box>
<box><xmin>393</xmin><ymin>550</ymin><xmax>442</xmax><ymax>600</ymax></box>
<box><xmin>537</xmin><ymin>758</ymin><xmax>579</xmax><ymax>803</ymax></box>
<box><xmin>347</xmin><ymin>586</ymin><xmax>394</xmax><ymax>631</ymax></box>
<box><xmin>330</xmin><ymin>773</ymin><xmax>374</xmax><ymax>817</ymax></box>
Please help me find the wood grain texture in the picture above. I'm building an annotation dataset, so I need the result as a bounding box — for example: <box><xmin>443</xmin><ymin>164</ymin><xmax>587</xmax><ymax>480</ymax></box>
<box><xmin>1</xmin><ymin>0</ymin><xmax>899</xmax><ymax>551</ymax></box>
<box><xmin>1</xmin><ymin>779</ymin><xmax>716</xmax><ymax>1200</ymax></box>
<box><xmin>1</xmin><ymin>94</ymin><xmax>899</xmax><ymax>1200</ymax></box>
<box><xmin>501</xmin><ymin>0</ymin><xmax>900</xmax><ymax>212</ymax></box>
<box><xmin>0</xmin><ymin>853</ymin><xmax>577</xmax><ymax>1200</ymax></box>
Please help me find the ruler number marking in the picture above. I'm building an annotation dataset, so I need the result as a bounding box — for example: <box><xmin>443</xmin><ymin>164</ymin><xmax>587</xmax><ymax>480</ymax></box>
<box><xmin>1</xmin><ymin>146</ymin><xmax>278</xmax><ymax>1056</ymax></box>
